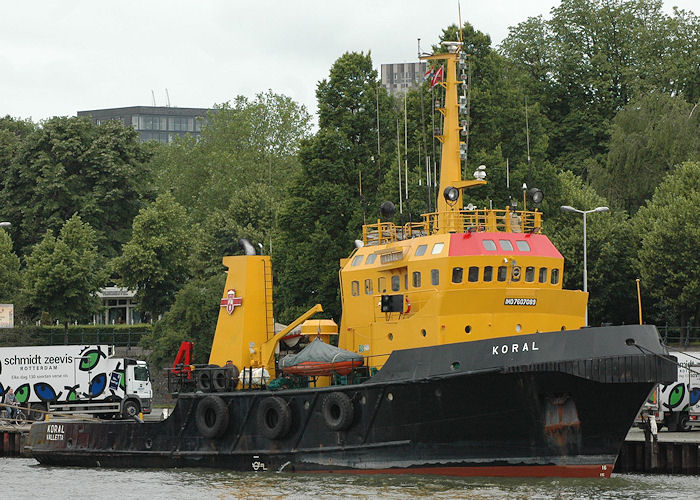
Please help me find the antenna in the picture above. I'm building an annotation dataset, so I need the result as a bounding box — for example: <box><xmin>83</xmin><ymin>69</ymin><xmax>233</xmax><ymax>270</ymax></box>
<box><xmin>458</xmin><ymin>1</ymin><xmax>464</xmax><ymax>44</ymax></box>
<box><xmin>165</xmin><ymin>88</ymin><xmax>171</xmax><ymax>107</ymax></box>
<box><xmin>525</xmin><ymin>96</ymin><xmax>531</xmax><ymax>168</ymax></box>
<box><xmin>151</xmin><ymin>90</ymin><xmax>156</xmax><ymax>107</ymax></box>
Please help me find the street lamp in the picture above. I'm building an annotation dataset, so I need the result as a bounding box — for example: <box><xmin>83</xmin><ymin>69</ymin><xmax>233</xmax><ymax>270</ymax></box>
<box><xmin>560</xmin><ymin>205</ymin><xmax>609</xmax><ymax>326</ymax></box>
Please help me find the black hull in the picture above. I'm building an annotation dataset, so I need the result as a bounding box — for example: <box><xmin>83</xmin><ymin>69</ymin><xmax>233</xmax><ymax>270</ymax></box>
<box><xmin>27</xmin><ymin>325</ymin><xmax>676</xmax><ymax>478</ymax></box>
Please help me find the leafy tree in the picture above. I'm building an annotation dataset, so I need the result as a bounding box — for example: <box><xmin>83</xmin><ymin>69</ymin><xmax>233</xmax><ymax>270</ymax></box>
<box><xmin>545</xmin><ymin>171</ymin><xmax>638</xmax><ymax>325</ymax></box>
<box><xmin>1</xmin><ymin>117</ymin><xmax>152</xmax><ymax>258</ymax></box>
<box><xmin>634</xmin><ymin>161</ymin><xmax>700</xmax><ymax>338</ymax></box>
<box><xmin>22</xmin><ymin>215</ymin><xmax>106</xmax><ymax>343</ymax></box>
<box><xmin>0</xmin><ymin>228</ymin><xmax>21</xmax><ymax>303</ymax></box>
<box><xmin>112</xmin><ymin>194</ymin><xmax>193</xmax><ymax>319</ymax></box>
<box><xmin>274</xmin><ymin>52</ymin><xmax>398</xmax><ymax>322</ymax></box>
<box><xmin>592</xmin><ymin>93</ymin><xmax>700</xmax><ymax>214</ymax></box>
<box><xmin>141</xmin><ymin>273</ymin><xmax>225</xmax><ymax>368</ymax></box>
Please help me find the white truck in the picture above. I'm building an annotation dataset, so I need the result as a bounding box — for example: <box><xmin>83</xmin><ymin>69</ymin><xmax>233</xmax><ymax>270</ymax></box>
<box><xmin>0</xmin><ymin>345</ymin><xmax>152</xmax><ymax>420</ymax></box>
<box><xmin>636</xmin><ymin>351</ymin><xmax>700</xmax><ymax>431</ymax></box>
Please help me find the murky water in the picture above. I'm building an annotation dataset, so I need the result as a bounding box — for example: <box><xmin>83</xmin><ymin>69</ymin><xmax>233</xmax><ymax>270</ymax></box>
<box><xmin>5</xmin><ymin>457</ymin><xmax>699</xmax><ymax>499</ymax></box>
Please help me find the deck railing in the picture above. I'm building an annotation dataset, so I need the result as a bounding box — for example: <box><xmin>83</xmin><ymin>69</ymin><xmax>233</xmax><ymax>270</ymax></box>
<box><xmin>362</xmin><ymin>208</ymin><xmax>543</xmax><ymax>245</ymax></box>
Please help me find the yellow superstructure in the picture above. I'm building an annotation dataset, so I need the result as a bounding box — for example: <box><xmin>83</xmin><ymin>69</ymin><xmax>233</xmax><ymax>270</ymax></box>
<box><xmin>209</xmin><ymin>43</ymin><xmax>587</xmax><ymax>378</ymax></box>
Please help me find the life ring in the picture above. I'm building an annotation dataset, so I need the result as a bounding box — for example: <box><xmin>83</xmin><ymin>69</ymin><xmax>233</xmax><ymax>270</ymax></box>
<box><xmin>321</xmin><ymin>392</ymin><xmax>354</xmax><ymax>431</ymax></box>
<box><xmin>196</xmin><ymin>371</ymin><xmax>212</xmax><ymax>392</ymax></box>
<box><xmin>212</xmin><ymin>369</ymin><xmax>229</xmax><ymax>392</ymax></box>
<box><xmin>195</xmin><ymin>395</ymin><xmax>229</xmax><ymax>438</ymax></box>
<box><xmin>257</xmin><ymin>396</ymin><xmax>291</xmax><ymax>439</ymax></box>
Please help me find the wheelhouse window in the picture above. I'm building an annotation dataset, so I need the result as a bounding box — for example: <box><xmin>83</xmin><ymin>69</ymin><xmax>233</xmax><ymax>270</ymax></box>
<box><xmin>539</xmin><ymin>268</ymin><xmax>548</xmax><ymax>283</ymax></box>
<box><xmin>516</xmin><ymin>241</ymin><xmax>531</xmax><ymax>252</ymax></box>
<box><xmin>452</xmin><ymin>267</ymin><xmax>463</xmax><ymax>283</ymax></box>
<box><xmin>499</xmin><ymin>240</ymin><xmax>514</xmax><ymax>252</ymax></box>
<box><xmin>482</xmin><ymin>239</ymin><xmax>497</xmax><ymax>251</ymax></box>
<box><xmin>525</xmin><ymin>266</ymin><xmax>535</xmax><ymax>282</ymax></box>
<box><xmin>551</xmin><ymin>268</ymin><xmax>560</xmax><ymax>285</ymax></box>
<box><xmin>391</xmin><ymin>275</ymin><xmax>400</xmax><ymax>292</ymax></box>
<box><xmin>497</xmin><ymin>266</ymin><xmax>507</xmax><ymax>281</ymax></box>
<box><xmin>484</xmin><ymin>266</ymin><xmax>493</xmax><ymax>282</ymax></box>
<box><xmin>364</xmin><ymin>279</ymin><xmax>373</xmax><ymax>295</ymax></box>
<box><xmin>351</xmin><ymin>281</ymin><xmax>360</xmax><ymax>296</ymax></box>
<box><xmin>412</xmin><ymin>271</ymin><xmax>421</xmax><ymax>288</ymax></box>
<box><xmin>378</xmin><ymin>277</ymin><xmax>386</xmax><ymax>293</ymax></box>
<box><xmin>404</xmin><ymin>273</ymin><xmax>409</xmax><ymax>290</ymax></box>
<box><xmin>366</xmin><ymin>254</ymin><xmax>377</xmax><ymax>265</ymax></box>
<box><xmin>431</xmin><ymin>242</ymin><xmax>445</xmax><ymax>255</ymax></box>
<box><xmin>431</xmin><ymin>269</ymin><xmax>440</xmax><ymax>285</ymax></box>
<box><xmin>351</xmin><ymin>254</ymin><xmax>364</xmax><ymax>266</ymax></box>
<box><xmin>415</xmin><ymin>244</ymin><xmax>428</xmax><ymax>256</ymax></box>
<box><xmin>468</xmin><ymin>266</ymin><xmax>479</xmax><ymax>282</ymax></box>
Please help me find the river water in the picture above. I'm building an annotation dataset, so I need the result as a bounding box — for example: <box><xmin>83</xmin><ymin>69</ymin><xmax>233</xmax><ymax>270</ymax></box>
<box><xmin>4</xmin><ymin>457</ymin><xmax>698</xmax><ymax>499</ymax></box>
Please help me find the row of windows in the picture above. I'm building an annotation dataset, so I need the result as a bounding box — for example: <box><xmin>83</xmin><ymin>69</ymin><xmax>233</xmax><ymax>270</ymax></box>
<box><xmin>350</xmin><ymin>266</ymin><xmax>560</xmax><ymax>296</ymax></box>
<box><xmin>350</xmin><ymin>239</ymin><xmax>534</xmax><ymax>267</ymax></box>
<box><xmin>132</xmin><ymin>115</ymin><xmax>202</xmax><ymax>132</ymax></box>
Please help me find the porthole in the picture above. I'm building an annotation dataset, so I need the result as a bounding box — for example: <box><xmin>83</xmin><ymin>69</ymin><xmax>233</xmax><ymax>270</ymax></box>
<box><xmin>464</xmin><ymin>325</ymin><xmax>471</xmax><ymax>334</ymax></box>
<box><xmin>387</xmin><ymin>393</ymin><xmax>394</xmax><ymax>401</ymax></box>
<box><xmin>515</xmin><ymin>324</ymin><xmax>522</xmax><ymax>333</ymax></box>
<box><xmin>561</xmin><ymin>326</ymin><xmax>566</xmax><ymax>331</ymax></box>
<box><xmin>421</xmin><ymin>329</ymin><xmax>427</xmax><ymax>337</ymax></box>
<box><xmin>304</xmin><ymin>401</ymin><xmax>310</xmax><ymax>410</ymax></box>
<box><xmin>360</xmin><ymin>395</ymin><xmax>366</xmax><ymax>405</ymax></box>
<box><xmin>388</xmin><ymin>333</ymin><xmax>393</xmax><ymax>341</ymax></box>
<box><xmin>451</xmin><ymin>361</ymin><xmax>461</xmax><ymax>371</ymax></box>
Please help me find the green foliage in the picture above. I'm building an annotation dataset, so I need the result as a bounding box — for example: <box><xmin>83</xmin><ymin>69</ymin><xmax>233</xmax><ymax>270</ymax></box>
<box><xmin>545</xmin><ymin>171</ymin><xmax>638</xmax><ymax>325</ymax></box>
<box><xmin>593</xmin><ymin>93</ymin><xmax>700</xmax><ymax>214</ymax></box>
<box><xmin>22</xmin><ymin>215</ymin><xmax>107</xmax><ymax>338</ymax></box>
<box><xmin>141</xmin><ymin>273</ymin><xmax>225</xmax><ymax>368</ymax></box>
<box><xmin>112</xmin><ymin>193</ymin><xmax>193</xmax><ymax>318</ymax></box>
<box><xmin>1</xmin><ymin>117</ymin><xmax>152</xmax><ymax>258</ymax></box>
<box><xmin>501</xmin><ymin>0</ymin><xmax>700</xmax><ymax>173</ymax></box>
<box><xmin>634</xmin><ymin>161</ymin><xmax>700</xmax><ymax>328</ymax></box>
<box><xmin>0</xmin><ymin>228</ymin><xmax>20</xmax><ymax>302</ymax></box>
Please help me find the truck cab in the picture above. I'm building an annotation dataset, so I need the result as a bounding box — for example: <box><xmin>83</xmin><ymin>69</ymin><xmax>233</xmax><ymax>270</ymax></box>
<box><xmin>122</xmin><ymin>360</ymin><xmax>153</xmax><ymax>417</ymax></box>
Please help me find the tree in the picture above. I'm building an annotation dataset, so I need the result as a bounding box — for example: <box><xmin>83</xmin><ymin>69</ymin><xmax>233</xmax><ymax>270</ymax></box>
<box><xmin>112</xmin><ymin>194</ymin><xmax>193</xmax><ymax>319</ymax></box>
<box><xmin>0</xmin><ymin>228</ymin><xmax>21</xmax><ymax>303</ymax></box>
<box><xmin>545</xmin><ymin>171</ymin><xmax>638</xmax><ymax>325</ymax></box>
<box><xmin>141</xmin><ymin>273</ymin><xmax>225</xmax><ymax>368</ymax></box>
<box><xmin>1</xmin><ymin>117</ymin><xmax>152</xmax><ymax>258</ymax></box>
<box><xmin>634</xmin><ymin>161</ymin><xmax>700</xmax><ymax>338</ymax></box>
<box><xmin>22</xmin><ymin>215</ymin><xmax>106</xmax><ymax>343</ymax></box>
<box><xmin>274</xmin><ymin>52</ymin><xmax>398</xmax><ymax>323</ymax></box>
<box><xmin>592</xmin><ymin>93</ymin><xmax>700</xmax><ymax>214</ymax></box>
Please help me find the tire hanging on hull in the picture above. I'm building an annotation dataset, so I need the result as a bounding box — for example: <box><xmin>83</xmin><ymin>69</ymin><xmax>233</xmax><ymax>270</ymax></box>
<box><xmin>257</xmin><ymin>396</ymin><xmax>291</xmax><ymax>439</ymax></box>
<box><xmin>195</xmin><ymin>395</ymin><xmax>229</xmax><ymax>438</ymax></box>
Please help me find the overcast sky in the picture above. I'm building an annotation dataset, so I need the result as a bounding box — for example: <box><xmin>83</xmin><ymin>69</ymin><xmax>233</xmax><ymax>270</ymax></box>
<box><xmin>1</xmin><ymin>0</ymin><xmax>695</xmax><ymax>123</ymax></box>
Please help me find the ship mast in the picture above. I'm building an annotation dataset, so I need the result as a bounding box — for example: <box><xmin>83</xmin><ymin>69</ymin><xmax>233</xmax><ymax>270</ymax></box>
<box><xmin>421</xmin><ymin>42</ymin><xmax>485</xmax><ymax>233</ymax></box>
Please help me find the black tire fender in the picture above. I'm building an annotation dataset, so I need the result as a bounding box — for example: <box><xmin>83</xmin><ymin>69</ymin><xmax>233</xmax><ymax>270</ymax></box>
<box><xmin>321</xmin><ymin>392</ymin><xmax>354</xmax><ymax>431</ymax></box>
<box><xmin>257</xmin><ymin>396</ymin><xmax>291</xmax><ymax>439</ymax></box>
<box><xmin>212</xmin><ymin>369</ymin><xmax>228</xmax><ymax>392</ymax></box>
<box><xmin>196</xmin><ymin>371</ymin><xmax>212</xmax><ymax>392</ymax></box>
<box><xmin>195</xmin><ymin>395</ymin><xmax>229</xmax><ymax>438</ymax></box>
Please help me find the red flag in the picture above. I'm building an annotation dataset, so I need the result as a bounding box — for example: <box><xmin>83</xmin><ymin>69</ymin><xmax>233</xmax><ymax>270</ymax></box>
<box><xmin>430</xmin><ymin>65</ymin><xmax>444</xmax><ymax>88</ymax></box>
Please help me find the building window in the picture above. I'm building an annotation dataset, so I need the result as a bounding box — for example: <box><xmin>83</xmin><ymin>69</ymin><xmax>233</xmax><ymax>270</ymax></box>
<box><xmin>452</xmin><ymin>267</ymin><xmax>463</xmax><ymax>283</ymax></box>
<box><xmin>539</xmin><ymin>268</ymin><xmax>548</xmax><ymax>283</ymax></box>
<box><xmin>525</xmin><ymin>266</ymin><xmax>535</xmax><ymax>282</ymax></box>
<box><xmin>484</xmin><ymin>266</ymin><xmax>493</xmax><ymax>282</ymax></box>
<box><xmin>351</xmin><ymin>281</ymin><xmax>360</xmax><ymax>296</ymax></box>
<box><xmin>468</xmin><ymin>266</ymin><xmax>479</xmax><ymax>282</ymax></box>
<box><xmin>391</xmin><ymin>275</ymin><xmax>400</xmax><ymax>291</ymax></box>
<box><xmin>497</xmin><ymin>266</ymin><xmax>507</xmax><ymax>281</ymax></box>
<box><xmin>551</xmin><ymin>268</ymin><xmax>560</xmax><ymax>285</ymax></box>
<box><xmin>431</xmin><ymin>269</ymin><xmax>440</xmax><ymax>285</ymax></box>
<box><xmin>412</xmin><ymin>271</ymin><xmax>421</xmax><ymax>288</ymax></box>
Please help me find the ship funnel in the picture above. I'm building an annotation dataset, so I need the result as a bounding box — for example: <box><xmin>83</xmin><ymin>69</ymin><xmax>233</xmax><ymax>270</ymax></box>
<box><xmin>239</xmin><ymin>238</ymin><xmax>256</xmax><ymax>256</ymax></box>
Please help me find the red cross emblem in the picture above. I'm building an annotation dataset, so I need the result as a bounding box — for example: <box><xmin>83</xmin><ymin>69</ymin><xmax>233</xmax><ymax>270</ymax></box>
<box><xmin>220</xmin><ymin>289</ymin><xmax>242</xmax><ymax>315</ymax></box>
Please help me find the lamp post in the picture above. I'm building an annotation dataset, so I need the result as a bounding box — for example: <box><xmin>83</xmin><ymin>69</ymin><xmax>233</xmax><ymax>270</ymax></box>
<box><xmin>560</xmin><ymin>205</ymin><xmax>609</xmax><ymax>326</ymax></box>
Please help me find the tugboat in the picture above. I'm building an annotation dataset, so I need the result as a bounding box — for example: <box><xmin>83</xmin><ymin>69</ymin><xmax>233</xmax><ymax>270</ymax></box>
<box><xmin>27</xmin><ymin>42</ymin><xmax>675</xmax><ymax>478</ymax></box>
